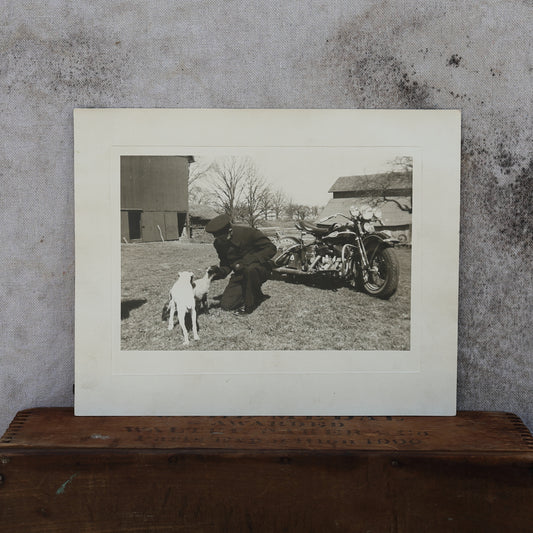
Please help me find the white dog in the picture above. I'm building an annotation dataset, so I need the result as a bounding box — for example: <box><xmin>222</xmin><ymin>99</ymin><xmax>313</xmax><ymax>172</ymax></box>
<box><xmin>193</xmin><ymin>266</ymin><xmax>218</xmax><ymax>314</ymax></box>
<box><xmin>165</xmin><ymin>271</ymin><xmax>199</xmax><ymax>345</ymax></box>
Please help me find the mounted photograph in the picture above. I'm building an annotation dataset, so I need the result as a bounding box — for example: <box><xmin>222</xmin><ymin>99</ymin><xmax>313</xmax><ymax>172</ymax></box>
<box><xmin>74</xmin><ymin>108</ymin><xmax>460</xmax><ymax>416</ymax></box>
<box><xmin>120</xmin><ymin>152</ymin><xmax>413</xmax><ymax>352</ymax></box>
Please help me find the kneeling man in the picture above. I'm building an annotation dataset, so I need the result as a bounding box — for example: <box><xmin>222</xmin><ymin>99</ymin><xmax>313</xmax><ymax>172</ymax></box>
<box><xmin>205</xmin><ymin>214</ymin><xmax>276</xmax><ymax>315</ymax></box>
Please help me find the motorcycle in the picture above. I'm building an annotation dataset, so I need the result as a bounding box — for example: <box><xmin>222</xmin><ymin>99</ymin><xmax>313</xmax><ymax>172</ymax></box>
<box><xmin>273</xmin><ymin>204</ymin><xmax>400</xmax><ymax>299</ymax></box>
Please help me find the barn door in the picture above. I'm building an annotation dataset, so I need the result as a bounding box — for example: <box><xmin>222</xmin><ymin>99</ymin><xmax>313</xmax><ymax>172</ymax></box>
<box><xmin>177</xmin><ymin>212</ymin><xmax>187</xmax><ymax>238</ymax></box>
<box><xmin>121</xmin><ymin>210</ymin><xmax>142</xmax><ymax>242</ymax></box>
<box><xmin>164</xmin><ymin>212</ymin><xmax>179</xmax><ymax>240</ymax></box>
<box><xmin>128</xmin><ymin>211</ymin><xmax>142</xmax><ymax>240</ymax></box>
<box><xmin>141</xmin><ymin>212</ymin><xmax>165</xmax><ymax>242</ymax></box>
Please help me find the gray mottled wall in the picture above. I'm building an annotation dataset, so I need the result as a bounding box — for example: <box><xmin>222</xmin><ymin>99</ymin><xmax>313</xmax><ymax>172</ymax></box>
<box><xmin>1</xmin><ymin>1</ymin><xmax>531</xmax><ymax>434</ymax></box>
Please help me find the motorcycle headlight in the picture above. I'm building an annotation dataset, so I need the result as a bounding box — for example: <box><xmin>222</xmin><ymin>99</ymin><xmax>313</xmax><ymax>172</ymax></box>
<box><xmin>373</xmin><ymin>207</ymin><xmax>382</xmax><ymax>220</ymax></box>
<box><xmin>349</xmin><ymin>205</ymin><xmax>360</xmax><ymax>217</ymax></box>
<box><xmin>361</xmin><ymin>205</ymin><xmax>373</xmax><ymax>220</ymax></box>
<box><xmin>363</xmin><ymin>222</ymin><xmax>375</xmax><ymax>233</ymax></box>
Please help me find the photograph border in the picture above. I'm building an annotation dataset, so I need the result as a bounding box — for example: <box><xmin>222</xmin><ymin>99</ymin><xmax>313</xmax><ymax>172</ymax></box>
<box><xmin>74</xmin><ymin>109</ymin><xmax>460</xmax><ymax>416</ymax></box>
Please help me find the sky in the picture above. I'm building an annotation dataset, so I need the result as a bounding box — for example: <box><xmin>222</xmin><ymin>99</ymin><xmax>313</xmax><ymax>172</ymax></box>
<box><xmin>194</xmin><ymin>148</ymin><xmax>406</xmax><ymax>207</ymax></box>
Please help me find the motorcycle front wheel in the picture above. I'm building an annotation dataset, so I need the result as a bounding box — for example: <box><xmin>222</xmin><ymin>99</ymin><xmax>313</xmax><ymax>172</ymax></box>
<box><xmin>359</xmin><ymin>246</ymin><xmax>400</xmax><ymax>299</ymax></box>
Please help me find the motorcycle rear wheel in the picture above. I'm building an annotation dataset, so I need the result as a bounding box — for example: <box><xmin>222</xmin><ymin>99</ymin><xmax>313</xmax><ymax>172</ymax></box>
<box><xmin>358</xmin><ymin>247</ymin><xmax>399</xmax><ymax>299</ymax></box>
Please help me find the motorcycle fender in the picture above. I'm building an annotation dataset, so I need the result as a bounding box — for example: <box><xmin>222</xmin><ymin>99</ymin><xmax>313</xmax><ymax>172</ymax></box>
<box><xmin>363</xmin><ymin>233</ymin><xmax>399</xmax><ymax>249</ymax></box>
<box><xmin>283</xmin><ymin>242</ymin><xmax>304</xmax><ymax>253</ymax></box>
<box><xmin>273</xmin><ymin>241</ymin><xmax>304</xmax><ymax>268</ymax></box>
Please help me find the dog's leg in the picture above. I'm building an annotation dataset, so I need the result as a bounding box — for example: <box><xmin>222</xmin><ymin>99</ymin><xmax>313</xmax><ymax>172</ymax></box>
<box><xmin>177</xmin><ymin>307</ymin><xmax>190</xmax><ymax>345</ymax></box>
<box><xmin>168</xmin><ymin>300</ymin><xmax>176</xmax><ymax>330</ymax></box>
<box><xmin>161</xmin><ymin>301</ymin><xmax>170</xmax><ymax>322</ymax></box>
<box><xmin>191</xmin><ymin>306</ymin><xmax>199</xmax><ymax>341</ymax></box>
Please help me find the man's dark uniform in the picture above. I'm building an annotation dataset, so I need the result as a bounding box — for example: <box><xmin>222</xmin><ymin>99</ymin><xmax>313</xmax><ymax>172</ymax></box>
<box><xmin>206</xmin><ymin>215</ymin><xmax>277</xmax><ymax>313</ymax></box>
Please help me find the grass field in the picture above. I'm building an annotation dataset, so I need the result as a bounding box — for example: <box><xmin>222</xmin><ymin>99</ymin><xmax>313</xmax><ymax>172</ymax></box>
<box><xmin>121</xmin><ymin>240</ymin><xmax>411</xmax><ymax>351</ymax></box>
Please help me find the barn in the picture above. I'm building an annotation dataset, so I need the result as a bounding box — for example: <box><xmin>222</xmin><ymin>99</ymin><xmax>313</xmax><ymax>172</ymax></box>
<box><xmin>120</xmin><ymin>155</ymin><xmax>194</xmax><ymax>242</ymax></box>
<box><xmin>319</xmin><ymin>171</ymin><xmax>412</xmax><ymax>243</ymax></box>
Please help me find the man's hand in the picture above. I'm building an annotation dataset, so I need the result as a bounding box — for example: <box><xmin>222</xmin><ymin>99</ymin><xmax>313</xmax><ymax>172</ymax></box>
<box><xmin>209</xmin><ymin>265</ymin><xmax>225</xmax><ymax>280</ymax></box>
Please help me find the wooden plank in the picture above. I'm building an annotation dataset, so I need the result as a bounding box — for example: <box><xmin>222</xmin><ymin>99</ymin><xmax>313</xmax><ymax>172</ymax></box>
<box><xmin>1</xmin><ymin>450</ymin><xmax>532</xmax><ymax>532</ymax></box>
<box><xmin>2</xmin><ymin>409</ymin><xmax>532</xmax><ymax>453</ymax></box>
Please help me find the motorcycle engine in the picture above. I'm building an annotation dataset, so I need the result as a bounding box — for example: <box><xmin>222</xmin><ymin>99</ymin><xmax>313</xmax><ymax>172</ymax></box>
<box><xmin>315</xmin><ymin>244</ymin><xmax>330</xmax><ymax>256</ymax></box>
<box><xmin>313</xmin><ymin>244</ymin><xmax>342</xmax><ymax>271</ymax></box>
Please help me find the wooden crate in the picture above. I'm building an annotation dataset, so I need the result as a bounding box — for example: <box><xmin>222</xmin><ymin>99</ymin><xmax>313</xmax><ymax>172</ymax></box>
<box><xmin>1</xmin><ymin>409</ymin><xmax>532</xmax><ymax>532</ymax></box>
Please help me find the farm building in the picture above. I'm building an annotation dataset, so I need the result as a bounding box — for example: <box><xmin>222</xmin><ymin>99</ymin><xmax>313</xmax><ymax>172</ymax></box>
<box><xmin>319</xmin><ymin>171</ymin><xmax>412</xmax><ymax>243</ymax></box>
<box><xmin>120</xmin><ymin>155</ymin><xmax>194</xmax><ymax>242</ymax></box>
<box><xmin>188</xmin><ymin>203</ymin><xmax>220</xmax><ymax>239</ymax></box>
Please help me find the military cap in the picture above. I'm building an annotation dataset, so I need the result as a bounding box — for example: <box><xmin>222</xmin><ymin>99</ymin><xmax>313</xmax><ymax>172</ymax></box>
<box><xmin>205</xmin><ymin>213</ymin><xmax>231</xmax><ymax>234</ymax></box>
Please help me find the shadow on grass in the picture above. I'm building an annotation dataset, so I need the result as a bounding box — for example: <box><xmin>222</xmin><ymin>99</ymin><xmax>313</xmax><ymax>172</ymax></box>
<box><xmin>209</xmin><ymin>293</ymin><xmax>270</xmax><ymax>313</ymax></box>
<box><xmin>271</xmin><ymin>271</ymin><xmax>345</xmax><ymax>291</ymax></box>
<box><xmin>121</xmin><ymin>299</ymin><xmax>147</xmax><ymax>319</ymax></box>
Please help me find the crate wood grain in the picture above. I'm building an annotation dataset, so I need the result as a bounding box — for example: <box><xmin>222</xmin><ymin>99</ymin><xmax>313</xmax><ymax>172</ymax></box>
<box><xmin>1</xmin><ymin>409</ymin><xmax>532</xmax><ymax>532</ymax></box>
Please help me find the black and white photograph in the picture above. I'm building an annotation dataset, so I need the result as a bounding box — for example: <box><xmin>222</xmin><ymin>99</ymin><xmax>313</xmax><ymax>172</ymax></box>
<box><xmin>120</xmin><ymin>152</ymin><xmax>413</xmax><ymax>351</ymax></box>
<box><xmin>74</xmin><ymin>108</ymin><xmax>459</xmax><ymax>416</ymax></box>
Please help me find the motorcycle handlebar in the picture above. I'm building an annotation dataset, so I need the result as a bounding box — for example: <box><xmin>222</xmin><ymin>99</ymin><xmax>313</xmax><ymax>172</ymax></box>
<box><xmin>319</xmin><ymin>213</ymin><xmax>353</xmax><ymax>223</ymax></box>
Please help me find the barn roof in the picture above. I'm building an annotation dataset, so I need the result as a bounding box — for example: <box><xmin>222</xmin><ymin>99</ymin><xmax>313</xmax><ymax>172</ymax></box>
<box><xmin>318</xmin><ymin>197</ymin><xmax>412</xmax><ymax>227</ymax></box>
<box><xmin>329</xmin><ymin>171</ymin><xmax>411</xmax><ymax>193</ymax></box>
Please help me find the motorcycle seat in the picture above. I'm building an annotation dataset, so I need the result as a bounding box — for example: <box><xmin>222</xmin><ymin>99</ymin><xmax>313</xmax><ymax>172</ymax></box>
<box><xmin>296</xmin><ymin>220</ymin><xmax>334</xmax><ymax>235</ymax></box>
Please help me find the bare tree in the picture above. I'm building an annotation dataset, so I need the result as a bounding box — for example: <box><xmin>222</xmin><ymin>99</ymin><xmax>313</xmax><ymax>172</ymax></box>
<box><xmin>206</xmin><ymin>156</ymin><xmax>256</xmax><ymax>219</ymax></box>
<box><xmin>295</xmin><ymin>204</ymin><xmax>311</xmax><ymax>220</ymax></box>
<box><xmin>188</xmin><ymin>158</ymin><xmax>216</xmax><ymax>205</ymax></box>
<box><xmin>374</xmin><ymin>156</ymin><xmax>413</xmax><ymax>213</ymax></box>
<box><xmin>382</xmin><ymin>193</ymin><xmax>412</xmax><ymax>214</ymax></box>
<box><xmin>310</xmin><ymin>205</ymin><xmax>323</xmax><ymax>218</ymax></box>
<box><xmin>270</xmin><ymin>188</ymin><xmax>289</xmax><ymax>220</ymax></box>
<box><xmin>189</xmin><ymin>158</ymin><xmax>213</xmax><ymax>187</ymax></box>
<box><xmin>389</xmin><ymin>155</ymin><xmax>413</xmax><ymax>173</ymax></box>
<box><xmin>239</xmin><ymin>169</ymin><xmax>271</xmax><ymax>228</ymax></box>
<box><xmin>284</xmin><ymin>201</ymin><xmax>297</xmax><ymax>220</ymax></box>
<box><xmin>286</xmin><ymin>202</ymin><xmax>311</xmax><ymax>220</ymax></box>
<box><xmin>191</xmin><ymin>155</ymin><xmax>293</xmax><ymax>223</ymax></box>
<box><xmin>257</xmin><ymin>188</ymin><xmax>274</xmax><ymax>221</ymax></box>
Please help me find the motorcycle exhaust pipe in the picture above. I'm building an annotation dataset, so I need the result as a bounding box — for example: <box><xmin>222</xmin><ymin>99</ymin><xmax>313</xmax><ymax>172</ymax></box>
<box><xmin>272</xmin><ymin>267</ymin><xmax>312</xmax><ymax>276</ymax></box>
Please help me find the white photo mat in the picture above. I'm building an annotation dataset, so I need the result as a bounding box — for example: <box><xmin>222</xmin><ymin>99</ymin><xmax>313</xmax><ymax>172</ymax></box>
<box><xmin>74</xmin><ymin>109</ymin><xmax>460</xmax><ymax>416</ymax></box>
